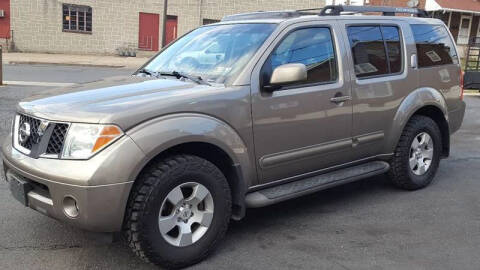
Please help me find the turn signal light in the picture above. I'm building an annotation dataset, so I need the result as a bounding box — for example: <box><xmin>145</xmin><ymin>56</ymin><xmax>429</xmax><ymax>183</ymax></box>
<box><xmin>92</xmin><ymin>125</ymin><xmax>123</xmax><ymax>153</ymax></box>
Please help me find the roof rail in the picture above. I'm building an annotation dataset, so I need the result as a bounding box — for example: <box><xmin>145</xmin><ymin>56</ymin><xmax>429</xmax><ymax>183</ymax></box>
<box><xmin>319</xmin><ymin>5</ymin><xmax>429</xmax><ymax>17</ymax></box>
<box><xmin>221</xmin><ymin>11</ymin><xmax>302</xmax><ymax>21</ymax></box>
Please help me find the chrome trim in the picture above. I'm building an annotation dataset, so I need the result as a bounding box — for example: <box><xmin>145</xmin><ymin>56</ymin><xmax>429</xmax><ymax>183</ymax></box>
<box><xmin>12</xmin><ymin>113</ymin><xmax>71</xmax><ymax>159</ymax></box>
<box><xmin>12</xmin><ymin>115</ymin><xmax>31</xmax><ymax>155</ymax></box>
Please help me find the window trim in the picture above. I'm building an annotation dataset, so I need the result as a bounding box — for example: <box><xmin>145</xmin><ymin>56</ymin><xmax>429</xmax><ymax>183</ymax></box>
<box><xmin>346</xmin><ymin>23</ymin><xmax>404</xmax><ymax>81</ymax></box>
<box><xmin>260</xmin><ymin>25</ymin><xmax>340</xmax><ymax>91</ymax></box>
<box><xmin>411</xmin><ymin>24</ymin><xmax>459</xmax><ymax>69</ymax></box>
<box><xmin>62</xmin><ymin>3</ymin><xmax>93</xmax><ymax>34</ymax></box>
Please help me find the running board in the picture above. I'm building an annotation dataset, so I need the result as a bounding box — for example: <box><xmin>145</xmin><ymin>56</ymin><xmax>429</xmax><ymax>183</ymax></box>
<box><xmin>245</xmin><ymin>161</ymin><xmax>390</xmax><ymax>208</ymax></box>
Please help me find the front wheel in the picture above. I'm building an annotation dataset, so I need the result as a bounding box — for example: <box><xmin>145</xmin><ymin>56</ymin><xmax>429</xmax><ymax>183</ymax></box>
<box><xmin>124</xmin><ymin>154</ymin><xmax>232</xmax><ymax>269</ymax></box>
<box><xmin>389</xmin><ymin>115</ymin><xmax>443</xmax><ymax>190</ymax></box>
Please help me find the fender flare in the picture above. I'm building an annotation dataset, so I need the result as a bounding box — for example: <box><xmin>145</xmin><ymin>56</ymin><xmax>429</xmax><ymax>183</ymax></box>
<box><xmin>124</xmin><ymin>113</ymin><xmax>256</xmax><ymax>218</ymax></box>
<box><xmin>385</xmin><ymin>87</ymin><xmax>449</xmax><ymax>154</ymax></box>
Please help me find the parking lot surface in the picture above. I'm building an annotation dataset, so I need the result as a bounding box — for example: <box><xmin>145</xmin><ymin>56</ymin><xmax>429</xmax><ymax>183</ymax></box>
<box><xmin>1</xmin><ymin>64</ymin><xmax>479</xmax><ymax>270</ymax></box>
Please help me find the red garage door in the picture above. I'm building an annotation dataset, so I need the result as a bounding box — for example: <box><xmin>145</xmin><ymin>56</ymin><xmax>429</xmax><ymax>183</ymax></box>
<box><xmin>139</xmin><ymin>12</ymin><xmax>159</xmax><ymax>51</ymax></box>
<box><xmin>0</xmin><ymin>0</ymin><xmax>10</xmax><ymax>39</ymax></box>
<box><xmin>164</xmin><ymin>15</ymin><xmax>178</xmax><ymax>46</ymax></box>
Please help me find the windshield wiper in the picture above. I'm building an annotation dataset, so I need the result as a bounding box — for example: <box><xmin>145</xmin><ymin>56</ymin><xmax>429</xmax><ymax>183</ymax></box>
<box><xmin>159</xmin><ymin>71</ymin><xmax>211</xmax><ymax>86</ymax></box>
<box><xmin>137</xmin><ymin>68</ymin><xmax>157</xmax><ymax>77</ymax></box>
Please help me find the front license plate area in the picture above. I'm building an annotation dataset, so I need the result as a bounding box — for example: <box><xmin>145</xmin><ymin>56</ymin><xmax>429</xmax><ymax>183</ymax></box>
<box><xmin>7</xmin><ymin>172</ymin><xmax>32</xmax><ymax>206</ymax></box>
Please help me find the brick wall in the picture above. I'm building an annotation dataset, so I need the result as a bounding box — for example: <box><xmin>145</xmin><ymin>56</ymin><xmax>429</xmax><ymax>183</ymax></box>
<box><xmin>10</xmin><ymin>0</ymin><xmax>325</xmax><ymax>55</ymax></box>
<box><xmin>10</xmin><ymin>0</ymin><xmax>166</xmax><ymax>54</ymax></box>
<box><xmin>168</xmin><ymin>0</ymin><xmax>325</xmax><ymax>40</ymax></box>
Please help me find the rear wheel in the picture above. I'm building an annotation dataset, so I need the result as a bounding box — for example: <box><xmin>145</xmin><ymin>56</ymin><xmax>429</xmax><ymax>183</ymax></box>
<box><xmin>124</xmin><ymin>154</ymin><xmax>232</xmax><ymax>269</ymax></box>
<box><xmin>389</xmin><ymin>115</ymin><xmax>442</xmax><ymax>190</ymax></box>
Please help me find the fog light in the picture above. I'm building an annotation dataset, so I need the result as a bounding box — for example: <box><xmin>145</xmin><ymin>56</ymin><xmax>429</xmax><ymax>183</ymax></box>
<box><xmin>63</xmin><ymin>196</ymin><xmax>79</xmax><ymax>218</ymax></box>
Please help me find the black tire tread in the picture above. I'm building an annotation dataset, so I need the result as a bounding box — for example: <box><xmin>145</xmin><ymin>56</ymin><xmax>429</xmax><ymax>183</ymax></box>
<box><xmin>123</xmin><ymin>154</ymin><xmax>232</xmax><ymax>269</ymax></box>
<box><xmin>388</xmin><ymin>115</ymin><xmax>442</xmax><ymax>190</ymax></box>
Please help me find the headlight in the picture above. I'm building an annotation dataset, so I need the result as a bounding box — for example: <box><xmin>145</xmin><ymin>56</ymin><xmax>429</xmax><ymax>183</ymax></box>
<box><xmin>62</xmin><ymin>124</ymin><xmax>123</xmax><ymax>160</ymax></box>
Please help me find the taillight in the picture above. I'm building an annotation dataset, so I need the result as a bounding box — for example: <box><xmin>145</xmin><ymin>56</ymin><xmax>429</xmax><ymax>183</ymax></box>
<box><xmin>460</xmin><ymin>69</ymin><xmax>465</xmax><ymax>101</ymax></box>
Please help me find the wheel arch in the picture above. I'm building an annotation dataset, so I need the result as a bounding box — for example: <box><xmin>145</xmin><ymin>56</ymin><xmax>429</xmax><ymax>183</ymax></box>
<box><xmin>125</xmin><ymin>113</ymin><xmax>255</xmax><ymax>220</ymax></box>
<box><xmin>387</xmin><ymin>87</ymin><xmax>450</xmax><ymax>158</ymax></box>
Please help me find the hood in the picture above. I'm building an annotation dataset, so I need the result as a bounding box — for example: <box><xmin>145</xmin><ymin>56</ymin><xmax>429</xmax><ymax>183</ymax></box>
<box><xmin>18</xmin><ymin>75</ymin><xmax>220</xmax><ymax>130</ymax></box>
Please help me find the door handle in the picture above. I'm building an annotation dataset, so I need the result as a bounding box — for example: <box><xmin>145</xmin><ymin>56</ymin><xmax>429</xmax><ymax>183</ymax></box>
<box><xmin>330</xmin><ymin>95</ymin><xmax>352</xmax><ymax>103</ymax></box>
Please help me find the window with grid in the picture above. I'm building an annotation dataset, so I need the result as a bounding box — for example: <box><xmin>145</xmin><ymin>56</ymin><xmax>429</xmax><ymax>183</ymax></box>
<box><xmin>63</xmin><ymin>4</ymin><xmax>92</xmax><ymax>33</ymax></box>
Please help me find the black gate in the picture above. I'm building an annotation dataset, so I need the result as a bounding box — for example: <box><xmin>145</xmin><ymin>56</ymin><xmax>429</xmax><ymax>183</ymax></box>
<box><xmin>464</xmin><ymin>37</ymin><xmax>480</xmax><ymax>90</ymax></box>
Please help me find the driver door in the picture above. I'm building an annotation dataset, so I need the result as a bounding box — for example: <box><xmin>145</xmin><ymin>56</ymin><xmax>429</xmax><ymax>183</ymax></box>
<box><xmin>251</xmin><ymin>22</ymin><xmax>353</xmax><ymax>184</ymax></box>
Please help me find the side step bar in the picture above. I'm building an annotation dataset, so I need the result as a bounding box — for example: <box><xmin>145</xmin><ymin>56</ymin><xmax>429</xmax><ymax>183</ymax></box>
<box><xmin>246</xmin><ymin>161</ymin><xmax>390</xmax><ymax>208</ymax></box>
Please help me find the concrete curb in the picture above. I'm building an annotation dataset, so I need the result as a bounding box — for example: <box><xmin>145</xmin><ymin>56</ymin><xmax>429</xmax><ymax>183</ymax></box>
<box><xmin>6</xmin><ymin>61</ymin><xmax>127</xmax><ymax>68</ymax></box>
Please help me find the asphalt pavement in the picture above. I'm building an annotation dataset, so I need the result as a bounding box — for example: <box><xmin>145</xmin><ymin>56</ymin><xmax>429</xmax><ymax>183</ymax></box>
<box><xmin>0</xmin><ymin>64</ymin><xmax>479</xmax><ymax>270</ymax></box>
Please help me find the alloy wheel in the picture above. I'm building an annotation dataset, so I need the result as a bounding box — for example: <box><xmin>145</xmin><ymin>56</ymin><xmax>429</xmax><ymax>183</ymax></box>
<box><xmin>158</xmin><ymin>182</ymin><xmax>214</xmax><ymax>247</ymax></box>
<box><xmin>409</xmin><ymin>132</ymin><xmax>434</xmax><ymax>176</ymax></box>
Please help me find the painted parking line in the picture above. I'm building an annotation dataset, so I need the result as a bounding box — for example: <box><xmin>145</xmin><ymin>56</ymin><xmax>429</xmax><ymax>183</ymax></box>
<box><xmin>464</xmin><ymin>92</ymin><xmax>480</xmax><ymax>96</ymax></box>
<box><xmin>4</xmin><ymin>81</ymin><xmax>75</xmax><ymax>87</ymax></box>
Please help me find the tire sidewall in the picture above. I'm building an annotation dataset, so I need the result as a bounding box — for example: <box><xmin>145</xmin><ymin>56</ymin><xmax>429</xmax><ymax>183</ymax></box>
<box><xmin>141</xmin><ymin>159</ymin><xmax>231</xmax><ymax>265</ymax></box>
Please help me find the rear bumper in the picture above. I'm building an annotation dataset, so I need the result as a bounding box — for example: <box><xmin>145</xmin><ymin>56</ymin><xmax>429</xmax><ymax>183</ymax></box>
<box><xmin>1</xmin><ymin>135</ymin><xmax>145</xmax><ymax>232</ymax></box>
<box><xmin>449</xmin><ymin>100</ymin><xmax>466</xmax><ymax>135</ymax></box>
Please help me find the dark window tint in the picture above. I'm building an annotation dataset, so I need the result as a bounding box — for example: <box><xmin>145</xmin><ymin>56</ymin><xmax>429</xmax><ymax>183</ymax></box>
<box><xmin>382</xmin><ymin>26</ymin><xmax>401</xmax><ymax>73</ymax></box>
<box><xmin>63</xmin><ymin>4</ymin><xmax>92</xmax><ymax>33</ymax></box>
<box><xmin>348</xmin><ymin>26</ymin><xmax>387</xmax><ymax>77</ymax></box>
<box><xmin>262</xmin><ymin>27</ymin><xmax>337</xmax><ymax>86</ymax></box>
<box><xmin>411</xmin><ymin>24</ymin><xmax>458</xmax><ymax>68</ymax></box>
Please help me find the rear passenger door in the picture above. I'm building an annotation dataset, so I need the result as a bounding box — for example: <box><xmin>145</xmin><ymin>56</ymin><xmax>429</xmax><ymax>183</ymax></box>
<box><xmin>250</xmin><ymin>21</ymin><xmax>353</xmax><ymax>184</ymax></box>
<box><xmin>410</xmin><ymin>24</ymin><xmax>462</xmax><ymax>111</ymax></box>
<box><xmin>339</xmin><ymin>20</ymin><xmax>417</xmax><ymax>160</ymax></box>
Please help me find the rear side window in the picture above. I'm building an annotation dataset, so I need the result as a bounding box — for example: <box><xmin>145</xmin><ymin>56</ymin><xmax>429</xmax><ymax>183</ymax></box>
<box><xmin>261</xmin><ymin>27</ymin><xmax>337</xmax><ymax>87</ymax></box>
<box><xmin>347</xmin><ymin>26</ymin><xmax>402</xmax><ymax>78</ymax></box>
<box><xmin>411</xmin><ymin>24</ymin><xmax>458</xmax><ymax>68</ymax></box>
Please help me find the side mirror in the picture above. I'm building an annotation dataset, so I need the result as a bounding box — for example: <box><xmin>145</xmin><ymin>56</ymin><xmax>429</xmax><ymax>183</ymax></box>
<box><xmin>269</xmin><ymin>63</ymin><xmax>308</xmax><ymax>88</ymax></box>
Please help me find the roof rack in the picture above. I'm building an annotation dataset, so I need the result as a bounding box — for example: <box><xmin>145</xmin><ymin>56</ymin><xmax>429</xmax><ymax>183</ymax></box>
<box><xmin>221</xmin><ymin>8</ymin><xmax>330</xmax><ymax>22</ymax></box>
<box><xmin>220</xmin><ymin>5</ymin><xmax>429</xmax><ymax>22</ymax></box>
<box><xmin>221</xmin><ymin>11</ymin><xmax>302</xmax><ymax>22</ymax></box>
<box><xmin>319</xmin><ymin>5</ymin><xmax>428</xmax><ymax>17</ymax></box>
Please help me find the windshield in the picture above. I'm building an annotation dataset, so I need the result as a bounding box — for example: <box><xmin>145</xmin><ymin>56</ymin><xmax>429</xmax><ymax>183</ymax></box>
<box><xmin>142</xmin><ymin>23</ymin><xmax>277</xmax><ymax>84</ymax></box>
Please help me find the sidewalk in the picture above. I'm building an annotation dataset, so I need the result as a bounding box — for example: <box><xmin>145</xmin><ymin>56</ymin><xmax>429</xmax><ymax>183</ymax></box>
<box><xmin>2</xmin><ymin>52</ymin><xmax>151</xmax><ymax>69</ymax></box>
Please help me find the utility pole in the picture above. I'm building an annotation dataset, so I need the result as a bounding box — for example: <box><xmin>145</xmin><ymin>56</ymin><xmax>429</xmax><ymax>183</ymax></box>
<box><xmin>161</xmin><ymin>0</ymin><xmax>168</xmax><ymax>48</ymax></box>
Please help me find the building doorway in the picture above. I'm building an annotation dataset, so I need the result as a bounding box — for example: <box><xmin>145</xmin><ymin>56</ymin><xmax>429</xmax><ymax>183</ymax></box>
<box><xmin>0</xmin><ymin>0</ymin><xmax>11</xmax><ymax>39</ymax></box>
<box><xmin>139</xmin><ymin>12</ymin><xmax>159</xmax><ymax>51</ymax></box>
<box><xmin>458</xmin><ymin>15</ymin><xmax>473</xmax><ymax>45</ymax></box>
<box><xmin>164</xmin><ymin>15</ymin><xmax>178</xmax><ymax>46</ymax></box>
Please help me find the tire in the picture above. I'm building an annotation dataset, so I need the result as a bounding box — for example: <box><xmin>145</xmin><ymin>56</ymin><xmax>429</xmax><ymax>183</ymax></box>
<box><xmin>124</xmin><ymin>154</ymin><xmax>232</xmax><ymax>269</ymax></box>
<box><xmin>388</xmin><ymin>115</ymin><xmax>443</xmax><ymax>190</ymax></box>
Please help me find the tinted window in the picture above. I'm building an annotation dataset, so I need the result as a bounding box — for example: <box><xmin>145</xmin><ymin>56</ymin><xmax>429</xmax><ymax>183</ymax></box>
<box><xmin>411</xmin><ymin>24</ymin><xmax>458</xmax><ymax>68</ymax></box>
<box><xmin>262</xmin><ymin>27</ymin><xmax>337</xmax><ymax>86</ymax></box>
<box><xmin>382</xmin><ymin>26</ymin><xmax>401</xmax><ymax>73</ymax></box>
<box><xmin>348</xmin><ymin>26</ymin><xmax>402</xmax><ymax>78</ymax></box>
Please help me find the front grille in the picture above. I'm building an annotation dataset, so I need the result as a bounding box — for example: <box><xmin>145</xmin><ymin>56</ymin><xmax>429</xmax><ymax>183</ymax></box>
<box><xmin>18</xmin><ymin>114</ymin><xmax>41</xmax><ymax>150</ymax></box>
<box><xmin>15</xmin><ymin>114</ymin><xmax>70</xmax><ymax>158</ymax></box>
<box><xmin>46</xmin><ymin>123</ymin><xmax>69</xmax><ymax>155</ymax></box>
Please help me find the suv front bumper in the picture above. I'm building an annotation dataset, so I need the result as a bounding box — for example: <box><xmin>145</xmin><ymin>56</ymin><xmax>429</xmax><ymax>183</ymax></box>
<box><xmin>1</xmin><ymin>134</ymin><xmax>146</xmax><ymax>232</ymax></box>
